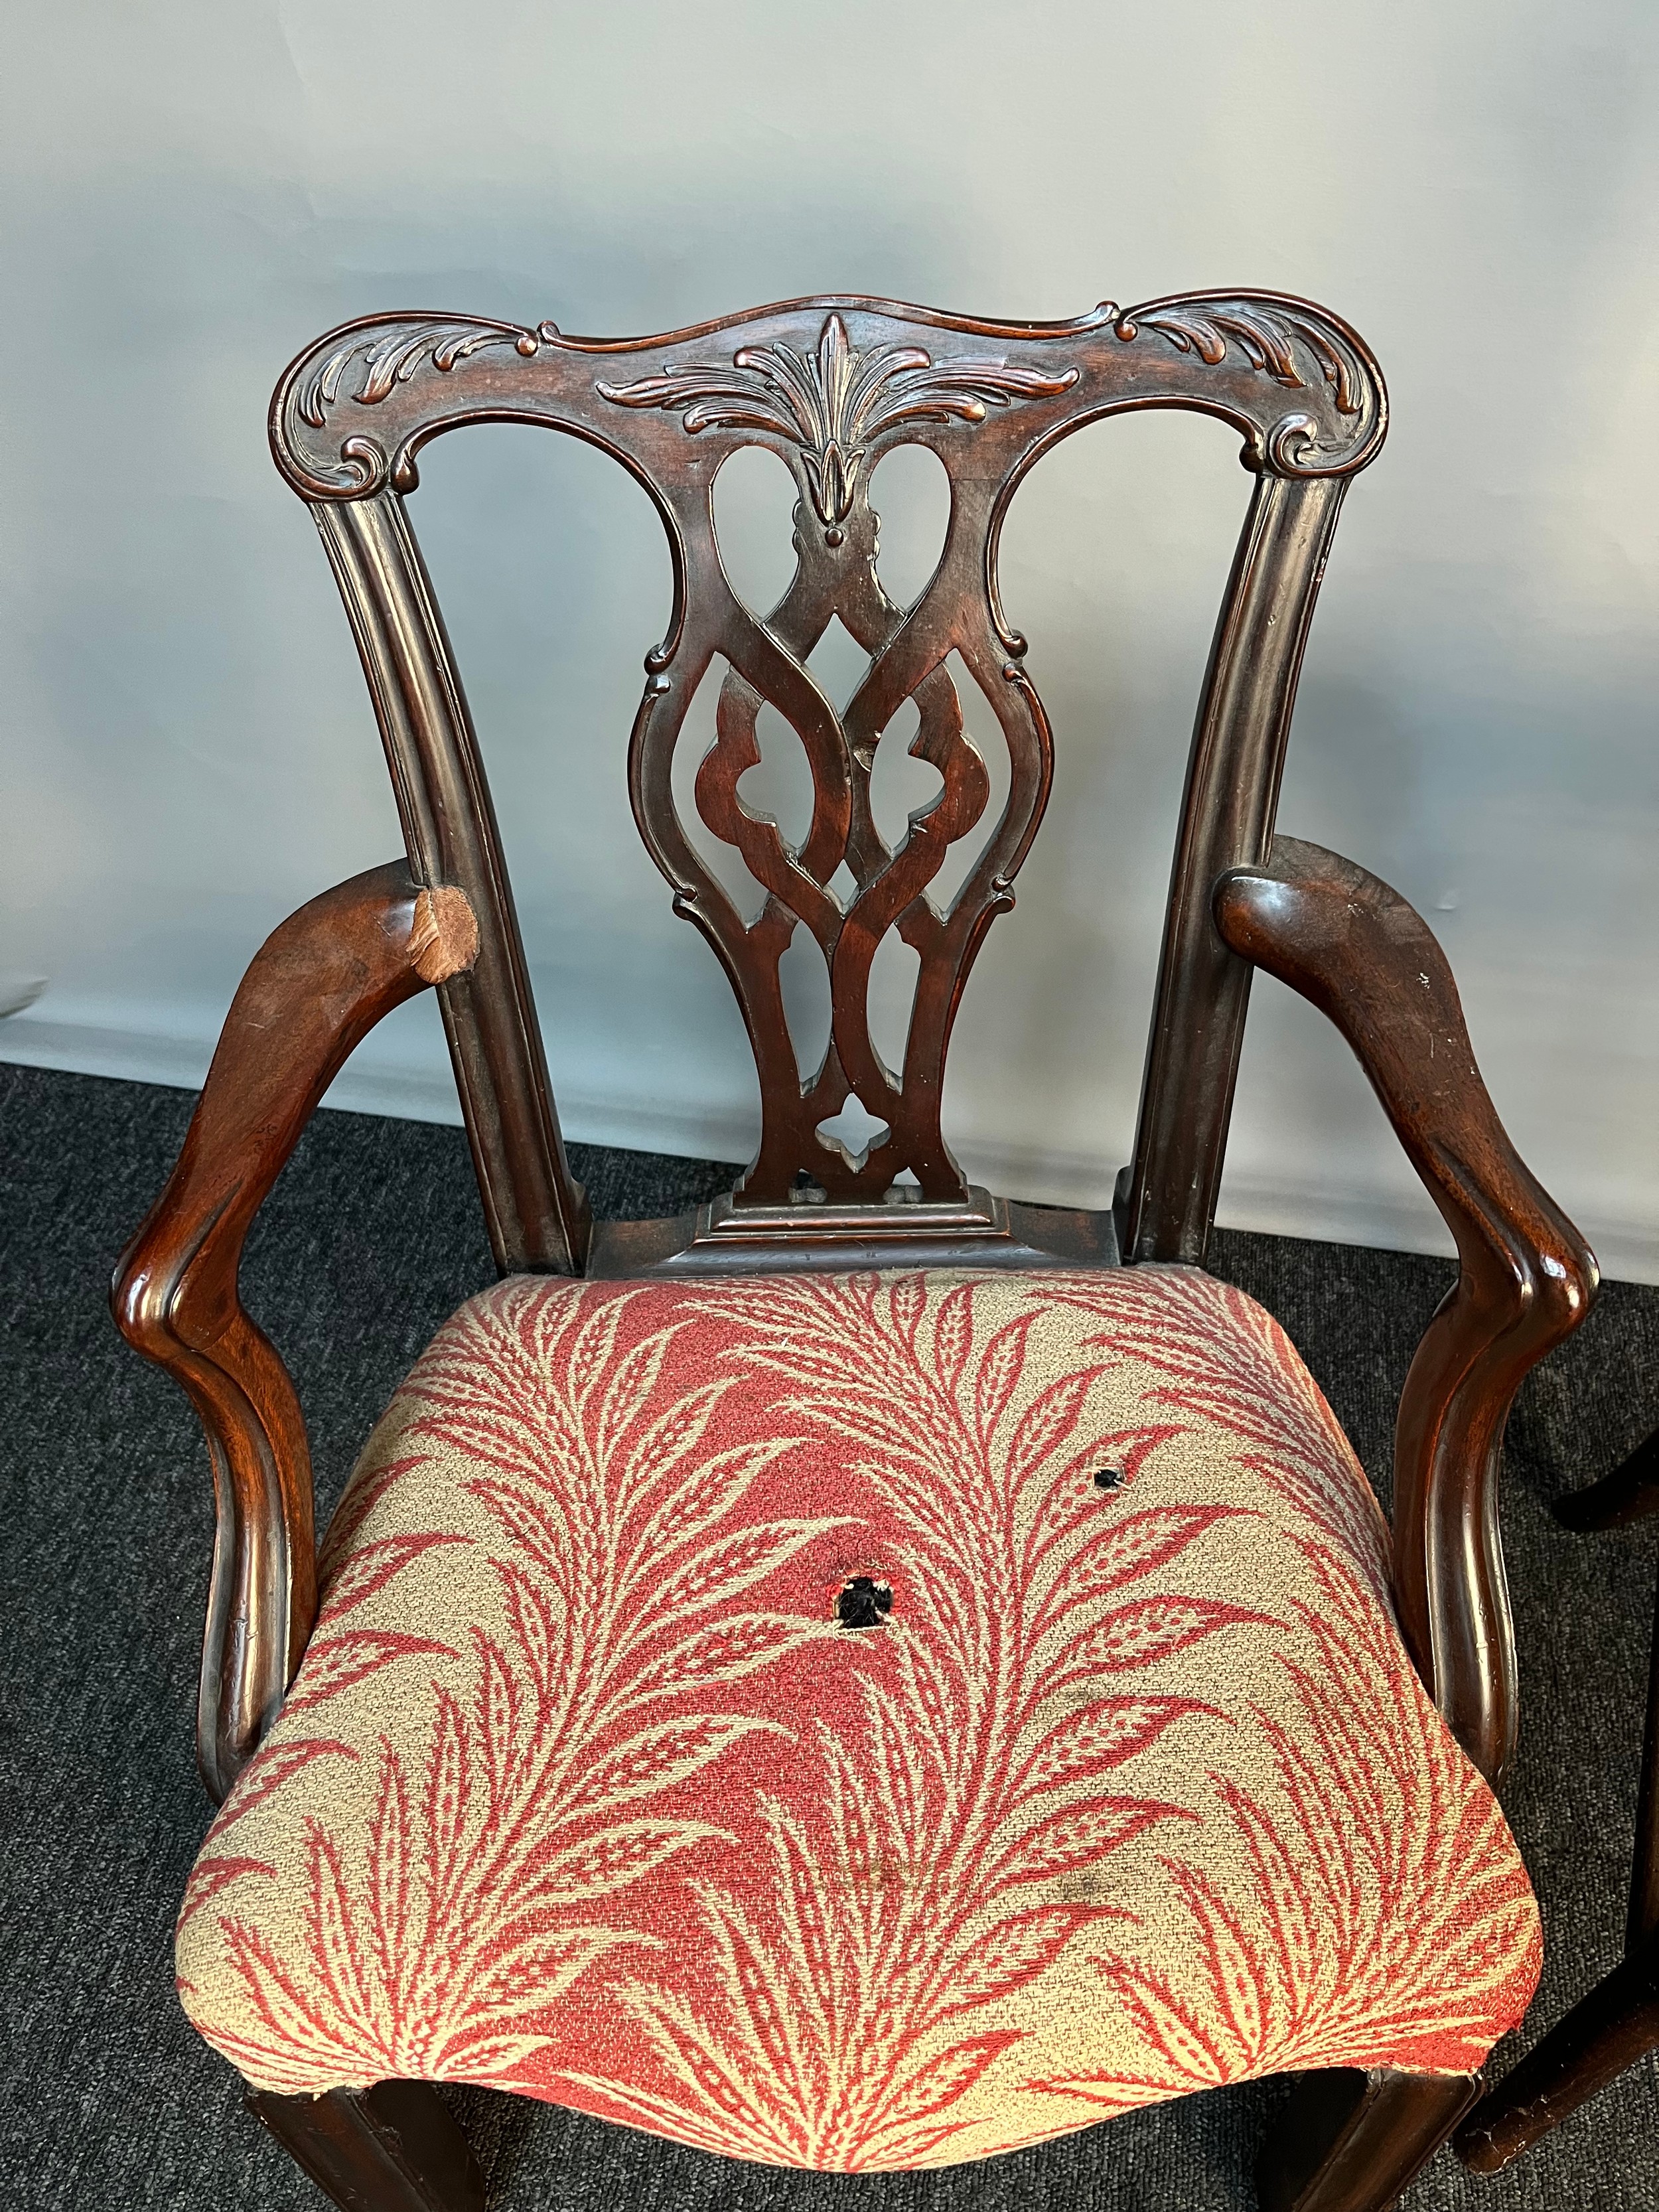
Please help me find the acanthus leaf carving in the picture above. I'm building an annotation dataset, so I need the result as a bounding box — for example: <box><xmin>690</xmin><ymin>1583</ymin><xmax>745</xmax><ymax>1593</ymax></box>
<box><xmin>1110</xmin><ymin>297</ymin><xmax>1380</xmax><ymax>476</ymax></box>
<box><xmin>597</xmin><ymin>313</ymin><xmax>1079</xmax><ymax>536</ymax></box>
<box><xmin>1113</xmin><ymin>302</ymin><xmax>1360</xmax><ymax>415</ymax></box>
<box><xmin>295</xmin><ymin>317</ymin><xmax>558</xmax><ymax>431</ymax></box>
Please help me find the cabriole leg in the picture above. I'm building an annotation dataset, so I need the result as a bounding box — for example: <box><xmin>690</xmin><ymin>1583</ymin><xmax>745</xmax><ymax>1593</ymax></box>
<box><xmin>1257</xmin><ymin>2067</ymin><xmax>1479</xmax><ymax>2212</ymax></box>
<box><xmin>247</xmin><ymin>2080</ymin><xmax>485</xmax><ymax>2212</ymax></box>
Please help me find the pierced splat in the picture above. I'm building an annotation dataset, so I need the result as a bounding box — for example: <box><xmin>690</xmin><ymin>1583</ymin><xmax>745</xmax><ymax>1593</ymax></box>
<box><xmin>598</xmin><ymin>312</ymin><xmax>1078</xmax><ymax>1206</ymax></box>
<box><xmin>650</xmin><ymin>439</ymin><xmax>1043</xmax><ymax>1205</ymax></box>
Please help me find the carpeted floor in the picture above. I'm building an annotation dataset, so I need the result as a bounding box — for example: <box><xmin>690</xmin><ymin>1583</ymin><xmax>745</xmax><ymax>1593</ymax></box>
<box><xmin>3</xmin><ymin>1061</ymin><xmax>1655</xmax><ymax>2211</ymax></box>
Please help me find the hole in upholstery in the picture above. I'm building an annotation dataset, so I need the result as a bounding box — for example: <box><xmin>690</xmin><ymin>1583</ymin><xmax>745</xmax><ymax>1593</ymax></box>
<box><xmin>868</xmin><ymin>443</ymin><xmax>951</xmax><ymax>611</ymax></box>
<box><xmin>836</xmin><ymin>1576</ymin><xmax>893</xmax><ymax>1630</ymax></box>
<box><xmin>815</xmin><ymin>1092</ymin><xmax>891</xmax><ymax>1171</ymax></box>
<box><xmin>711</xmin><ymin>443</ymin><xmax>801</xmax><ymax>621</ymax></box>
<box><xmin>1093</xmin><ymin>1468</ymin><xmax>1124</xmax><ymax>1492</ymax></box>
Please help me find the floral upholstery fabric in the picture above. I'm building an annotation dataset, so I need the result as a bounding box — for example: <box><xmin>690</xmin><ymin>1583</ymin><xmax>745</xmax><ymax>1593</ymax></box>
<box><xmin>176</xmin><ymin>1267</ymin><xmax>1539</xmax><ymax>2171</ymax></box>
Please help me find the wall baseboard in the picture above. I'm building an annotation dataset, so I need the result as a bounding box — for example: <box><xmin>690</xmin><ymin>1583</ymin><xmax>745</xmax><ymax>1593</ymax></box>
<box><xmin>6</xmin><ymin>1015</ymin><xmax>1655</xmax><ymax>1285</ymax></box>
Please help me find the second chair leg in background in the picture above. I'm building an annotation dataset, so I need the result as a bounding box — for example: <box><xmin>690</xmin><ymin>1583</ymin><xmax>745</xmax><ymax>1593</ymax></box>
<box><xmin>1457</xmin><ymin>1434</ymin><xmax>1659</xmax><ymax>2175</ymax></box>
<box><xmin>248</xmin><ymin>2079</ymin><xmax>485</xmax><ymax>2212</ymax></box>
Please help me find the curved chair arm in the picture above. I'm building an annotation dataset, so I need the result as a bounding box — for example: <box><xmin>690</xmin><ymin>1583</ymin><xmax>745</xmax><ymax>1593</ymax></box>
<box><xmin>112</xmin><ymin>863</ymin><xmax>478</xmax><ymax>1803</ymax></box>
<box><xmin>1214</xmin><ymin>836</ymin><xmax>1597</xmax><ymax>1787</ymax></box>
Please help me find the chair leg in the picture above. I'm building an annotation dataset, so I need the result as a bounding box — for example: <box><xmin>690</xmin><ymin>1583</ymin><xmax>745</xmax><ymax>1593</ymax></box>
<box><xmin>247</xmin><ymin>2080</ymin><xmax>485</xmax><ymax>2212</ymax></box>
<box><xmin>1553</xmin><ymin>1425</ymin><xmax>1659</xmax><ymax>1533</ymax></box>
<box><xmin>1256</xmin><ymin>2067</ymin><xmax>1479</xmax><ymax>2212</ymax></box>
<box><xmin>1453</xmin><ymin>1937</ymin><xmax>1659</xmax><ymax>2175</ymax></box>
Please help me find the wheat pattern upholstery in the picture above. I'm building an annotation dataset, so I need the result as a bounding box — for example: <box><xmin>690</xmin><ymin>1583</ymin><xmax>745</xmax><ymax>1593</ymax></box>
<box><xmin>176</xmin><ymin>1266</ymin><xmax>1539</xmax><ymax>2172</ymax></box>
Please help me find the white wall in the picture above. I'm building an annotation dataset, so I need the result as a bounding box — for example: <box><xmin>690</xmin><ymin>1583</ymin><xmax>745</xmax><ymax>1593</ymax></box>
<box><xmin>3</xmin><ymin>0</ymin><xmax>1658</xmax><ymax>1275</ymax></box>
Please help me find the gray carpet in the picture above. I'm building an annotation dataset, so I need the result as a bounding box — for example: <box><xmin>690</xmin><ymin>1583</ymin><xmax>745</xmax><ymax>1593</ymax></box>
<box><xmin>2</xmin><ymin>1061</ymin><xmax>1654</xmax><ymax>2210</ymax></box>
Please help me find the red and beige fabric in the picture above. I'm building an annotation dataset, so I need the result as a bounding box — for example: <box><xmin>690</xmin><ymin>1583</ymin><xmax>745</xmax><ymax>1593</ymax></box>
<box><xmin>175</xmin><ymin>1268</ymin><xmax>1539</xmax><ymax>2172</ymax></box>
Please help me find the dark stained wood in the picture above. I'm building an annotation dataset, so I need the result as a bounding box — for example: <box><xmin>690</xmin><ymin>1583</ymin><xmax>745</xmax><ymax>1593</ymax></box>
<box><xmin>315</xmin><ymin>496</ymin><xmax>591</xmax><ymax>1278</ymax></box>
<box><xmin>584</xmin><ymin>1189</ymin><xmax>1119</xmax><ymax>1278</ymax></box>
<box><xmin>1632</xmin><ymin>1559</ymin><xmax>1659</xmax><ymax>1954</ymax></box>
<box><xmin>248</xmin><ymin>2081</ymin><xmax>484</xmax><ymax>2212</ymax></box>
<box><xmin>1453</xmin><ymin>1435</ymin><xmax>1659</xmax><ymax>2175</ymax></box>
<box><xmin>1453</xmin><ymin>1929</ymin><xmax>1659</xmax><ymax>2174</ymax></box>
<box><xmin>1556</xmin><ymin>1429</ymin><xmax>1659</xmax><ymax>1961</ymax></box>
<box><xmin>1259</xmin><ymin>2069</ymin><xmax>1480</xmax><ymax>2212</ymax></box>
<box><xmin>111</xmin><ymin>862</ymin><xmax>478</xmax><ymax>1801</ymax></box>
<box><xmin>1119</xmin><ymin>472</ymin><xmax>1347</xmax><ymax>1264</ymax></box>
<box><xmin>1555</xmin><ymin>1422</ymin><xmax>1659</xmax><ymax>1533</ymax></box>
<box><xmin>271</xmin><ymin>292</ymin><xmax>1385</xmax><ymax>1240</ymax></box>
<box><xmin>1214</xmin><ymin>836</ymin><xmax>1597</xmax><ymax>1785</ymax></box>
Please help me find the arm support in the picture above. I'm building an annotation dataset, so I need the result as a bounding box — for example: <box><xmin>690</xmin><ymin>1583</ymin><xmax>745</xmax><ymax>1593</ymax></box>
<box><xmin>1214</xmin><ymin>836</ymin><xmax>1597</xmax><ymax>1787</ymax></box>
<box><xmin>112</xmin><ymin>862</ymin><xmax>478</xmax><ymax>1801</ymax></box>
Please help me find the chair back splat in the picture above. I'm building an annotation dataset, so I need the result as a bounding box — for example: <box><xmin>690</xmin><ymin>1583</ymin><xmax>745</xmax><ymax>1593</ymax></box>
<box><xmin>271</xmin><ymin>293</ymin><xmax>1386</xmax><ymax>1279</ymax></box>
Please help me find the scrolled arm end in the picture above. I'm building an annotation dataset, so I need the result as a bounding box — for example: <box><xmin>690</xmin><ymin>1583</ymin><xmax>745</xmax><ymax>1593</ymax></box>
<box><xmin>111</xmin><ymin>861</ymin><xmax>477</xmax><ymax>1800</ymax></box>
<box><xmin>1214</xmin><ymin>836</ymin><xmax>1597</xmax><ymax>1785</ymax></box>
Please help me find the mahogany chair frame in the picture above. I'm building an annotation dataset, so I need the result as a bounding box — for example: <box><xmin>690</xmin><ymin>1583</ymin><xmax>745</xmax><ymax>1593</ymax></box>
<box><xmin>113</xmin><ymin>291</ymin><xmax>1596</xmax><ymax>2212</ymax></box>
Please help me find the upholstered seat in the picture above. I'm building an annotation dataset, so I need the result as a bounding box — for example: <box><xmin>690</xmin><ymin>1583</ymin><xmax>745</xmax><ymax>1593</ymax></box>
<box><xmin>177</xmin><ymin>1265</ymin><xmax>1539</xmax><ymax>2172</ymax></box>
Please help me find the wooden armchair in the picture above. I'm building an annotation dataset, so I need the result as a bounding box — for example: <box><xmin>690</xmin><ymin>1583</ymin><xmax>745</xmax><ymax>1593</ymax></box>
<box><xmin>113</xmin><ymin>291</ymin><xmax>1595</xmax><ymax>2212</ymax></box>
